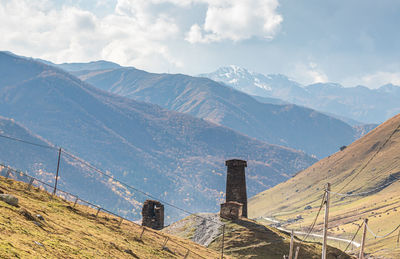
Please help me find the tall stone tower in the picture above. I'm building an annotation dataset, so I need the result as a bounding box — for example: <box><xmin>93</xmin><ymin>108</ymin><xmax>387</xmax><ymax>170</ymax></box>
<box><xmin>225</xmin><ymin>159</ymin><xmax>248</xmax><ymax>218</ymax></box>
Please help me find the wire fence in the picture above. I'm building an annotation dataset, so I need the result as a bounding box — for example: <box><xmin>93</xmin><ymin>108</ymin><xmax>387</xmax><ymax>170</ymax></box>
<box><xmin>0</xmin><ymin>133</ymin><xmax>231</xmax><ymax>257</ymax></box>
<box><xmin>0</xmin><ymin>164</ymin><xmax>215</xmax><ymax>259</ymax></box>
<box><xmin>2</xmin><ymin>123</ymin><xmax>400</xmax><ymax>258</ymax></box>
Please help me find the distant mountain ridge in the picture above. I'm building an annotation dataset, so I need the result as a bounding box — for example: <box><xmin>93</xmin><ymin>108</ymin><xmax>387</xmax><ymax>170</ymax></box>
<box><xmin>0</xmin><ymin>51</ymin><xmax>315</xmax><ymax>220</ymax></box>
<box><xmin>39</xmin><ymin>59</ymin><xmax>121</xmax><ymax>72</ymax></box>
<box><xmin>69</xmin><ymin>64</ymin><xmax>358</xmax><ymax>158</ymax></box>
<box><xmin>200</xmin><ymin>66</ymin><xmax>400</xmax><ymax>124</ymax></box>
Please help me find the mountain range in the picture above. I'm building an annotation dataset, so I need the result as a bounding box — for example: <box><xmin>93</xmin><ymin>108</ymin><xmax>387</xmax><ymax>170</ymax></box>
<box><xmin>200</xmin><ymin>65</ymin><xmax>400</xmax><ymax>124</ymax></box>
<box><xmin>64</xmin><ymin>62</ymin><xmax>360</xmax><ymax>158</ymax></box>
<box><xmin>0</xmin><ymin>51</ymin><xmax>315</xmax><ymax>220</ymax></box>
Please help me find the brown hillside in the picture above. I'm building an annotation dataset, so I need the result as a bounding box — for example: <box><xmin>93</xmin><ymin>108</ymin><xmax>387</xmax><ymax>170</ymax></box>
<box><xmin>0</xmin><ymin>175</ymin><xmax>221</xmax><ymax>258</ymax></box>
<box><xmin>249</xmin><ymin>113</ymin><xmax>400</xmax><ymax>258</ymax></box>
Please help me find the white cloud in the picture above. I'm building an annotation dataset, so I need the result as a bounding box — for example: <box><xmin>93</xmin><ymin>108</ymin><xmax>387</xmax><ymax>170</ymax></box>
<box><xmin>342</xmin><ymin>72</ymin><xmax>400</xmax><ymax>89</ymax></box>
<box><xmin>0</xmin><ymin>0</ymin><xmax>284</xmax><ymax>72</ymax></box>
<box><xmin>0</xmin><ymin>0</ymin><xmax>181</xmax><ymax>71</ymax></box>
<box><xmin>185</xmin><ymin>0</ymin><xmax>283</xmax><ymax>43</ymax></box>
<box><xmin>290</xmin><ymin>62</ymin><xmax>329</xmax><ymax>85</ymax></box>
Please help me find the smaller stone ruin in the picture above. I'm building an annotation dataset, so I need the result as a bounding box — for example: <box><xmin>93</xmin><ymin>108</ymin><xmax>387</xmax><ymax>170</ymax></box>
<box><xmin>142</xmin><ymin>200</ymin><xmax>164</xmax><ymax>230</ymax></box>
<box><xmin>220</xmin><ymin>201</ymin><xmax>243</xmax><ymax>220</ymax></box>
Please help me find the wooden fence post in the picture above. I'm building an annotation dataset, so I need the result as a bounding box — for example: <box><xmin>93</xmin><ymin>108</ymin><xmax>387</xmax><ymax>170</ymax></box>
<box><xmin>184</xmin><ymin>249</ymin><xmax>190</xmax><ymax>259</ymax></box>
<box><xmin>73</xmin><ymin>197</ymin><xmax>79</xmax><ymax>208</ymax></box>
<box><xmin>162</xmin><ymin>237</ymin><xmax>169</xmax><ymax>249</ymax></box>
<box><xmin>95</xmin><ymin>208</ymin><xmax>101</xmax><ymax>218</ymax></box>
<box><xmin>53</xmin><ymin>148</ymin><xmax>62</xmax><ymax>195</ymax></box>
<box><xmin>139</xmin><ymin>227</ymin><xmax>145</xmax><ymax>240</ymax></box>
<box><xmin>27</xmin><ymin>178</ymin><xmax>34</xmax><ymax>191</ymax></box>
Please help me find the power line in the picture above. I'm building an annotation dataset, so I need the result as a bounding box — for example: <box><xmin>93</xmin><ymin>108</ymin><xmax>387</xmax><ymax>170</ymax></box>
<box><xmin>334</xmin><ymin>121</ymin><xmax>400</xmax><ymax>195</ymax></box>
<box><xmin>300</xmin><ymin>192</ymin><xmax>326</xmax><ymax>242</ymax></box>
<box><xmin>0</xmin><ymin>133</ymin><xmax>224</xmax><ymax>226</ymax></box>
<box><xmin>341</xmin><ymin>221</ymin><xmax>363</xmax><ymax>257</ymax></box>
<box><xmin>61</xmin><ymin>149</ymin><xmax>224</xmax><ymax>226</ymax></box>
<box><xmin>0</xmin><ymin>133</ymin><xmax>58</xmax><ymax>150</ymax></box>
<box><xmin>329</xmin><ymin>176</ymin><xmax>400</xmax><ymax>198</ymax></box>
<box><xmin>366</xmin><ymin>222</ymin><xmax>400</xmax><ymax>239</ymax></box>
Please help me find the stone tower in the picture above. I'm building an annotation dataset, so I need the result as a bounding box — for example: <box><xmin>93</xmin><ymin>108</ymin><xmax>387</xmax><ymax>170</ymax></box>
<box><xmin>142</xmin><ymin>200</ymin><xmax>164</xmax><ymax>230</ymax></box>
<box><xmin>225</xmin><ymin>159</ymin><xmax>248</xmax><ymax>218</ymax></box>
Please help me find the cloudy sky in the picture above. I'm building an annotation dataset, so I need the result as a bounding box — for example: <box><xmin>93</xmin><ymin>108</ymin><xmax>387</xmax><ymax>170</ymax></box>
<box><xmin>1</xmin><ymin>0</ymin><xmax>399</xmax><ymax>88</ymax></box>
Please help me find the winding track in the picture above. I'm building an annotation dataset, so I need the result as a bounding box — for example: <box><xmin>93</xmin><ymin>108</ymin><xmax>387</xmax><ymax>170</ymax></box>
<box><xmin>260</xmin><ymin>217</ymin><xmax>361</xmax><ymax>248</ymax></box>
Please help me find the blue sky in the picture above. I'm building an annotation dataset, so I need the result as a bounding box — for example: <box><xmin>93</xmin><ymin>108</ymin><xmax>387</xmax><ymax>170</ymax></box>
<box><xmin>1</xmin><ymin>0</ymin><xmax>399</xmax><ymax>88</ymax></box>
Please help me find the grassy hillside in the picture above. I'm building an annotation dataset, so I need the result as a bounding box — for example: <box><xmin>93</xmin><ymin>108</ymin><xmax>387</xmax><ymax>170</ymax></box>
<box><xmin>0</xmin><ymin>175</ymin><xmax>221</xmax><ymax>258</ymax></box>
<box><xmin>249</xmin><ymin>114</ymin><xmax>400</xmax><ymax>258</ymax></box>
<box><xmin>164</xmin><ymin>214</ymin><xmax>351</xmax><ymax>259</ymax></box>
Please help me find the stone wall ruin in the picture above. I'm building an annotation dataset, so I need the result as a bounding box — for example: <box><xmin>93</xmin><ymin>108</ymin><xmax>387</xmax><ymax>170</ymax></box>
<box><xmin>142</xmin><ymin>200</ymin><xmax>164</xmax><ymax>230</ymax></box>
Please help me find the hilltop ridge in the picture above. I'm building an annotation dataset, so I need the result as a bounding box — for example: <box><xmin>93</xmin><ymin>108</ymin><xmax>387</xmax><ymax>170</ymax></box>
<box><xmin>0</xmin><ymin>175</ymin><xmax>221</xmax><ymax>258</ymax></box>
<box><xmin>249</xmin><ymin>113</ymin><xmax>400</xmax><ymax>258</ymax></box>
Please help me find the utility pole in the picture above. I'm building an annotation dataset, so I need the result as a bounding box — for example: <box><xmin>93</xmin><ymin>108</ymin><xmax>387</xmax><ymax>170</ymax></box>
<box><xmin>289</xmin><ymin>230</ymin><xmax>294</xmax><ymax>259</ymax></box>
<box><xmin>359</xmin><ymin>218</ymin><xmax>368</xmax><ymax>259</ymax></box>
<box><xmin>53</xmin><ymin>148</ymin><xmax>62</xmax><ymax>195</ymax></box>
<box><xmin>322</xmin><ymin>183</ymin><xmax>331</xmax><ymax>259</ymax></box>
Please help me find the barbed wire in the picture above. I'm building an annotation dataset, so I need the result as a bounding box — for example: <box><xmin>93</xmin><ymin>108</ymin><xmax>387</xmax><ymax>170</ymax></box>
<box><xmin>0</xmin><ymin>163</ymin><xmax>210</xmax><ymax>259</ymax></box>
<box><xmin>0</xmin><ymin>134</ymin><xmax>224</xmax><ymax>226</ymax></box>
<box><xmin>61</xmin><ymin>150</ymin><xmax>224</xmax><ymax>226</ymax></box>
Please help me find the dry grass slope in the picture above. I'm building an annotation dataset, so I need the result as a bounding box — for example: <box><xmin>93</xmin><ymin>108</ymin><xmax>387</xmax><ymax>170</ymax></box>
<box><xmin>249</xmin><ymin>114</ymin><xmax>400</xmax><ymax>258</ymax></box>
<box><xmin>0</xmin><ymin>176</ymin><xmax>220</xmax><ymax>258</ymax></box>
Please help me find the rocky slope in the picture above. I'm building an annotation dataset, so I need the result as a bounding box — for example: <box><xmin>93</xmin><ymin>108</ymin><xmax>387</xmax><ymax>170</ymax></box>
<box><xmin>164</xmin><ymin>213</ymin><xmax>351</xmax><ymax>259</ymax></box>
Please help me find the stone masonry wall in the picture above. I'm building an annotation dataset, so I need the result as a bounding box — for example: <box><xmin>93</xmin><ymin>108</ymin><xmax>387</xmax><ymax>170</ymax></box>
<box><xmin>225</xmin><ymin>159</ymin><xmax>247</xmax><ymax>218</ymax></box>
<box><xmin>142</xmin><ymin>200</ymin><xmax>164</xmax><ymax>230</ymax></box>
